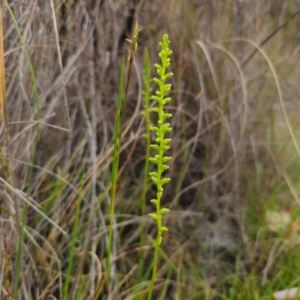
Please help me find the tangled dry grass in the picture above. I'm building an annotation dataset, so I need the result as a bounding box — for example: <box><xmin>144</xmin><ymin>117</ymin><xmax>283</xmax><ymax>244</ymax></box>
<box><xmin>0</xmin><ymin>0</ymin><xmax>300</xmax><ymax>299</ymax></box>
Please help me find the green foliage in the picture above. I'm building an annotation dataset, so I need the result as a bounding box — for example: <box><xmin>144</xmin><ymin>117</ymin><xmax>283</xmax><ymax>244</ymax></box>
<box><xmin>148</xmin><ymin>34</ymin><xmax>173</xmax><ymax>300</ymax></box>
<box><xmin>5</xmin><ymin>2</ymin><xmax>300</xmax><ymax>299</ymax></box>
<box><xmin>137</xmin><ymin>47</ymin><xmax>152</xmax><ymax>286</ymax></box>
<box><xmin>106</xmin><ymin>56</ymin><xmax>125</xmax><ymax>290</ymax></box>
<box><xmin>63</xmin><ymin>172</ymin><xmax>84</xmax><ymax>299</ymax></box>
<box><xmin>141</xmin><ymin>47</ymin><xmax>152</xmax><ymax>218</ymax></box>
<box><xmin>107</xmin><ymin>21</ymin><xmax>139</xmax><ymax>292</ymax></box>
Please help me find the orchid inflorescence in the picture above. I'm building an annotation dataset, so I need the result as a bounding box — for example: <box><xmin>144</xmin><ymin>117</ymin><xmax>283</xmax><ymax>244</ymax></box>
<box><xmin>149</xmin><ymin>34</ymin><xmax>173</xmax><ymax>245</ymax></box>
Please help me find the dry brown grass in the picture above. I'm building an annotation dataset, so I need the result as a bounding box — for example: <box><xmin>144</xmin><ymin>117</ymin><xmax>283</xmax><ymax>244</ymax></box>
<box><xmin>0</xmin><ymin>0</ymin><xmax>299</xmax><ymax>299</ymax></box>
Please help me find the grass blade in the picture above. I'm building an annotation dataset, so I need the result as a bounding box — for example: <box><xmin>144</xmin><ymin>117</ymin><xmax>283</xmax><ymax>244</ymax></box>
<box><xmin>4</xmin><ymin>1</ymin><xmax>41</xmax><ymax>297</ymax></box>
<box><xmin>106</xmin><ymin>56</ymin><xmax>125</xmax><ymax>290</ymax></box>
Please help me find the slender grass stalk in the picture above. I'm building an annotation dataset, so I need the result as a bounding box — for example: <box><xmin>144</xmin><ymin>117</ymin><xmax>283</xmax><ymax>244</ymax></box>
<box><xmin>137</xmin><ymin>47</ymin><xmax>152</xmax><ymax>284</ymax></box>
<box><xmin>3</xmin><ymin>233</ymin><xmax>11</xmax><ymax>299</ymax></box>
<box><xmin>159</xmin><ymin>267</ymin><xmax>172</xmax><ymax>300</ymax></box>
<box><xmin>107</xmin><ymin>22</ymin><xmax>138</xmax><ymax>290</ymax></box>
<box><xmin>106</xmin><ymin>57</ymin><xmax>125</xmax><ymax>289</ymax></box>
<box><xmin>115</xmin><ymin>21</ymin><xmax>139</xmax><ymax>182</ymax></box>
<box><xmin>63</xmin><ymin>171</ymin><xmax>84</xmax><ymax>299</ymax></box>
<box><xmin>147</xmin><ymin>34</ymin><xmax>173</xmax><ymax>300</ymax></box>
<box><xmin>141</xmin><ymin>48</ymin><xmax>152</xmax><ymax>219</ymax></box>
<box><xmin>120</xmin><ymin>22</ymin><xmax>139</xmax><ymax>137</ymax></box>
<box><xmin>141</xmin><ymin>47</ymin><xmax>152</xmax><ymax>224</ymax></box>
<box><xmin>0</xmin><ymin>0</ymin><xmax>18</xmax><ymax>236</ymax></box>
<box><xmin>0</xmin><ymin>3</ymin><xmax>7</xmax><ymax>148</ymax></box>
<box><xmin>4</xmin><ymin>2</ymin><xmax>41</xmax><ymax>298</ymax></box>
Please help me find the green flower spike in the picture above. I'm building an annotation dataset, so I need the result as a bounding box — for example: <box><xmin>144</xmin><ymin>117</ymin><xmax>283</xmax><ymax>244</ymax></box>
<box><xmin>148</xmin><ymin>34</ymin><xmax>173</xmax><ymax>300</ymax></box>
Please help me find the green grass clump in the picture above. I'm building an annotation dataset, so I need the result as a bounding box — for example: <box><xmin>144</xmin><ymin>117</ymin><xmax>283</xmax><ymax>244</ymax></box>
<box><xmin>3</xmin><ymin>2</ymin><xmax>300</xmax><ymax>299</ymax></box>
<box><xmin>107</xmin><ymin>22</ymin><xmax>139</xmax><ymax>292</ymax></box>
<box><xmin>148</xmin><ymin>34</ymin><xmax>174</xmax><ymax>300</ymax></box>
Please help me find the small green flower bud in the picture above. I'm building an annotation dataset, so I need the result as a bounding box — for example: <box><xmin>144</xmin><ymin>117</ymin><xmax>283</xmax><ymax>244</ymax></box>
<box><xmin>149</xmin><ymin>213</ymin><xmax>158</xmax><ymax>221</ymax></box>
<box><xmin>160</xmin><ymin>208</ymin><xmax>170</xmax><ymax>215</ymax></box>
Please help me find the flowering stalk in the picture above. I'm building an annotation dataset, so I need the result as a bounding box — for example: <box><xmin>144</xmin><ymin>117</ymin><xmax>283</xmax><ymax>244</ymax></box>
<box><xmin>148</xmin><ymin>34</ymin><xmax>173</xmax><ymax>300</ymax></box>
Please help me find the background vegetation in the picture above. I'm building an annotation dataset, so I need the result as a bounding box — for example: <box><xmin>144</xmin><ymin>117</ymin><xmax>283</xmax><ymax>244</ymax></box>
<box><xmin>0</xmin><ymin>0</ymin><xmax>300</xmax><ymax>299</ymax></box>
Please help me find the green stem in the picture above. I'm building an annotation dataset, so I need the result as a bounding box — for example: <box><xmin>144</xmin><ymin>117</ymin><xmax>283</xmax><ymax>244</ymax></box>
<box><xmin>107</xmin><ymin>23</ymin><xmax>138</xmax><ymax>292</ymax></box>
<box><xmin>106</xmin><ymin>57</ymin><xmax>125</xmax><ymax>290</ymax></box>
<box><xmin>137</xmin><ymin>47</ymin><xmax>151</xmax><ymax>287</ymax></box>
<box><xmin>147</xmin><ymin>34</ymin><xmax>173</xmax><ymax>300</ymax></box>
<box><xmin>107</xmin><ymin>23</ymin><xmax>139</xmax><ymax>293</ymax></box>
